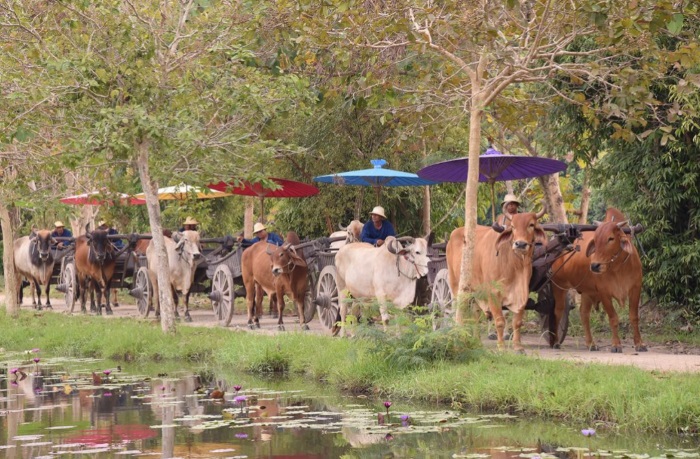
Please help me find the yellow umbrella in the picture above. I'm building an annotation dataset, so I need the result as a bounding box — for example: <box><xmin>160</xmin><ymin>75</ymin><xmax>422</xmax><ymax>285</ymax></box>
<box><xmin>134</xmin><ymin>183</ymin><xmax>231</xmax><ymax>201</ymax></box>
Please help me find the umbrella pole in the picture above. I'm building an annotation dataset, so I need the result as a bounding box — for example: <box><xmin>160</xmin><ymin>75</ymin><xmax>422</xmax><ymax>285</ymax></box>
<box><xmin>260</xmin><ymin>197</ymin><xmax>265</xmax><ymax>223</ymax></box>
<box><xmin>374</xmin><ymin>186</ymin><xmax>380</xmax><ymax>205</ymax></box>
<box><xmin>490</xmin><ymin>182</ymin><xmax>497</xmax><ymax>223</ymax></box>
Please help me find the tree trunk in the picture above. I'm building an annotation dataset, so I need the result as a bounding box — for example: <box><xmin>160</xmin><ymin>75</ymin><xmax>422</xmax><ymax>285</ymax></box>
<box><xmin>135</xmin><ymin>139</ymin><xmax>177</xmax><ymax>334</ymax></box>
<box><xmin>456</xmin><ymin>83</ymin><xmax>485</xmax><ymax>324</ymax></box>
<box><xmin>422</xmin><ymin>185</ymin><xmax>431</xmax><ymax>236</ymax></box>
<box><xmin>541</xmin><ymin>174</ymin><xmax>568</xmax><ymax>224</ymax></box>
<box><xmin>578</xmin><ymin>169</ymin><xmax>591</xmax><ymax>224</ymax></box>
<box><xmin>244</xmin><ymin>197</ymin><xmax>254</xmax><ymax>238</ymax></box>
<box><xmin>0</xmin><ymin>200</ymin><xmax>20</xmax><ymax>317</ymax></box>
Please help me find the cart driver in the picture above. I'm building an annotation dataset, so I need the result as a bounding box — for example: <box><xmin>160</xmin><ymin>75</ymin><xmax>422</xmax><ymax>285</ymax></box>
<box><xmin>51</xmin><ymin>221</ymin><xmax>73</xmax><ymax>249</ymax></box>
<box><xmin>496</xmin><ymin>194</ymin><xmax>521</xmax><ymax>227</ymax></box>
<box><xmin>98</xmin><ymin>220</ymin><xmax>124</xmax><ymax>249</ymax></box>
<box><xmin>238</xmin><ymin>222</ymin><xmax>284</xmax><ymax>247</ymax></box>
<box><xmin>360</xmin><ymin>206</ymin><xmax>396</xmax><ymax>247</ymax></box>
<box><xmin>180</xmin><ymin>216</ymin><xmax>199</xmax><ymax>232</ymax></box>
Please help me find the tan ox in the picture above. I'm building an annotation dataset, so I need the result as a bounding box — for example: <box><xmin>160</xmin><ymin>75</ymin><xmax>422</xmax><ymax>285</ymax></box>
<box><xmin>550</xmin><ymin>208</ymin><xmax>645</xmax><ymax>352</ymax></box>
<box><xmin>335</xmin><ymin>236</ymin><xmax>430</xmax><ymax>335</ymax></box>
<box><xmin>329</xmin><ymin>220</ymin><xmax>363</xmax><ymax>250</ymax></box>
<box><xmin>146</xmin><ymin>230</ymin><xmax>202</xmax><ymax>322</ymax></box>
<box><xmin>241</xmin><ymin>232</ymin><xmax>309</xmax><ymax>331</ymax></box>
<box><xmin>447</xmin><ymin>212</ymin><xmax>546</xmax><ymax>352</ymax></box>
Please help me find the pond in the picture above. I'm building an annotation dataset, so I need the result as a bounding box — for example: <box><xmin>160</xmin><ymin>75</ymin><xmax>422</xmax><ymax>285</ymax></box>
<box><xmin>1</xmin><ymin>355</ymin><xmax>697</xmax><ymax>458</ymax></box>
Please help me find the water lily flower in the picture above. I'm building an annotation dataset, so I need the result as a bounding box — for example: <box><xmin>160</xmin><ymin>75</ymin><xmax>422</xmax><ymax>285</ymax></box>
<box><xmin>383</xmin><ymin>401</ymin><xmax>392</xmax><ymax>415</ymax></box>
<box><xmin>235</xmin><ymin>432</ymin><xmax>248</xmax><ymax>439</ymax></box>
<box><xmin>234</xmin><ymin>395</ymin><xmax>247</xmax><ymax>403</ymax></box>
<box><xmin>581</xmin><ymin>428</ymin><xmax>596</xmax><ymax>437</ymax></box>
<box><xmin>32</xmin><ymin>348</ymin><xmax>40</xmax><ymax>353</ymax></box>
<box><xmin>384</xmin><ymin>433</ymin><xmax>394</xmax><ymax>441</ymax></box>
<box><xmin>103</xmin><ymin>391</ymin><xmax>113</xmax><ymax>397</ymax></box>
<box><xmin>103</xmin><ymin>370</ymin><xmax>112</xmax><ymax>376</ymax></box>
<box><xmin>10</xmin><ymin>368</ymin><xmax>18</xmax><ymax>375</ymax></box>
<box><xmin>33</xmin><ymin>357</ymin><xmax>40</xmax><ymax>364</ymax></box>
<box><xmin>233</xmin><ymin>385</ymin><xmax>242</xmax><ymax>392</ymax></box>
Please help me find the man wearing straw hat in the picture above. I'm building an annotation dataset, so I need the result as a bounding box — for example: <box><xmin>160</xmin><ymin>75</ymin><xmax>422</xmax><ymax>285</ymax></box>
<box><xmin>51</xmin><ymin>221</ymin><xmax>73</xmax><ymax>249</ymax></box>
<box><xmin>360</xmin><ymin>206</ymin><xmax>396</xmax><ymax>247</ymax></box>
<box><xmin>496</xmin><ymin>193</ymin><xmax>521</xmax><ymax>227</ymax></box>
<box><xmin>180</xmin><ymin>216</ymin><xmax>199</xmax><ymax>232</ymax></box>
<box><xmin>238</xmin><ymin>222</ymin><xmax>284</xmax><ymax>247</ymax></box>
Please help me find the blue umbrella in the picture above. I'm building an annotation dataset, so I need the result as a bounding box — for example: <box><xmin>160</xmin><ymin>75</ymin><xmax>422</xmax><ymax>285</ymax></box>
<box><xmin>314</xmin><ymin>159</ymin><xmax>436</xmax><ymax>204</ymax></box>
<box><xmin>417</xmin><ymin>147</ymin><xmax>568</xmax><ymax>221</ymax></box>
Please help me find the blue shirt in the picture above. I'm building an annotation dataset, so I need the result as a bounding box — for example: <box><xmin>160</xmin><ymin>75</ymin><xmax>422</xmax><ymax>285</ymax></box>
<box><xmin>51</xmin><ymin>228</ymin><xmax>74</xmax><ymax>247</ymax></box>
<box><xmin>242</xmin><ymin>232</ymin><xmax>284</xmax><ymax>247</ymax></box>
<box><xmin>107</xmin><ymin>228</ymin><xmax>124</xmax><ymax>249</ymax></box>
<box><xmin>361</xmin><ymin>220</ymin><xmax>396</xmax><ymax>246</ymax></box>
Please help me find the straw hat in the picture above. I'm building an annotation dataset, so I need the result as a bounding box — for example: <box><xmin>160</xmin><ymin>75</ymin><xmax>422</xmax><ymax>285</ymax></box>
<box><xmin>369</xmin><ymin>206</ymin><xmax>387</xmax><ymax>219</ymax></box>
<box><xmin>184</xmin><ymin>216</ymin><xmax>199</xmax><ymax>225</ymax></box>
<box><xmin>501</xmin><ymin>194</ymin><xmax>521</xmax><ymax>206</ymax></box>
<box><xmin>253</xmin><ymin>222</ymin><xmax>267</xmax><ymax>234</ymax></box>
<box><xmin>54</xmin><ymin>221</ymin><xmax>65</xmax><ymax>228</ymax></box>
<box><xmin>98</xmin><ymin>220</ymin><xmax>109</xmax><ymax>227</ymax></box>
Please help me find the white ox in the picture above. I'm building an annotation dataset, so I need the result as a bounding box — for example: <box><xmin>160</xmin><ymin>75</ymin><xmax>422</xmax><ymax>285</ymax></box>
<box><xmin>13</xmin><ymin>230</ymin><xmax>56</xmax><ymax>309</ymax></box>
<box><xmin>335</xmin><ymin>236</ymin><xmax>430</xmax><ymax>335</ymax></box>
<box><xmin>329</xmin><ymin>220</ymin><xmax>363</xmax><ymax>250</ymax></box>
<box><xmin>146</xmin><ymin>230</ymin><xmax>202</xmax><ymax>322</ymax></box>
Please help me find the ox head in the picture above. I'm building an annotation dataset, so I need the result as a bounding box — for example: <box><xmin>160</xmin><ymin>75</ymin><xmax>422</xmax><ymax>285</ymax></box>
<box><xmin>29</xmin><ymin>230</ymin><xmax>54</xmax><ymax>261</ymax></box>
<box><xmin>495</xmin><ymin>212</ymin><xmax>546</xmax><ymax>256</ymax></box>
<box><xmin>586</xmin><ymin>221</ymin><xmax>634</xmax><ymax>273</ymax></box>
<box><xmin>338</xmin><ymin>220</ymin><xmax>363</xmax><ymax>244</ymax></box>
<box><xmin>173</xmin><ymin>230</ymin><xmax>202</xmax><ymax>265</ymax></box>
<box><xmin>85</xmin><ymin>229</ymin><xmax>113</xmax><ymax>263</ymax></box>
<box><xmin>385</xmin><ymin>236</ymin><xmax>430</xmax><ymax>278</ymax></box>
<box><xmin>267</xmin><ymin>242</ymin><xmax>307</xmax><ymax>277</ymax></box>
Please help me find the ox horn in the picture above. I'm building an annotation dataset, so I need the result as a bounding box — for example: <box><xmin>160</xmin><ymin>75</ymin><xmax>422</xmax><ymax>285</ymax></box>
<box><xmin>535</xmin><ymin>208</ymin><xmax>546</xmax><ymax>219</ymax></box>
<box><xmin>338</xmin><ymin>222</ymin><xmax>347</xmax><ymax>231</ymax></box>
<box><xmin>386</xmin><ymin>238</ymin><xmax>399</xmax><ymax>254</ymax></box>
<box><xmin>593</xmin><ymin>220</ymin><xmax>602</xmax><ymax>226</ymax></box>
<box><xmin>617</xmin><ymin>220</ymin><xmax>629</xmax><ymax>228</ymax></box>
<box><xmin>491</xmin><ymin>222</ymin><xmax>505</xmax><ymax>233</ymax></box>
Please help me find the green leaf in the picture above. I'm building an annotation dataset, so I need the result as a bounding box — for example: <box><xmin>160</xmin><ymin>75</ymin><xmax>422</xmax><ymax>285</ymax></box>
<box><xmin>667</xmin><ymin>13</ymin><xmax>684</xmax><ymax>35</ymax></box>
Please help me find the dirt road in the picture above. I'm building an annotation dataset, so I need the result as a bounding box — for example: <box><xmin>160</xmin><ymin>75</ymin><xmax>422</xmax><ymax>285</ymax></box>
<box><xmin>9</xmin><ymin>294</ymin><xmax>700</xmax><ymax>373</ymax></box>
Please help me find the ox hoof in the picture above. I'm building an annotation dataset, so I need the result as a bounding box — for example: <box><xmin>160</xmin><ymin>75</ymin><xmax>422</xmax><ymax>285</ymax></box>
<box><xmin>184</xmin><ymin>315</ymin><xmax>193</xmax><ymax>323</ymax></box>
<box><xmin>106</xmin><ymin>310</ymin><xmax>113</xmax><ymax>316</ymax></box>
<box><xmin>247</xmin><ymin>324</ymin><xmax>256</xmax><ymax>330</ymax></box>
<box><xmin>36</xmin><ymin>306</ymin><xmax>43</xmax><ymax>311</ymax></box>
<box><xmin>553</xmin><ymin>343</ymin><xmax>561</xmax><ymax>350</ymax></box>
<box><xmin>610</xmin><ymin>346</ymin><xmax>623</xmax><ymax>353</ymax></box>
<box><xmin>45</xmin><ymin>304</ymin><xmax>52</xmax><ymax>310</ymax></box>
<box><xmin>301</xmin><ymin>323</ymin><xmax>310</xmax><ymax>331</ymax></box>
<box><xmin>635</xmin><ymin>344</ymin><xmax>648</xmax><ymax>352</ymax></box>
<box><xmin>278</xmin><ymin>325</ymin><xmax>286</xmax><ymax>331</ymax></box>
<box><xmin>487</xmin><ymin>332</ymin><xmax>497</xmax><ymax>340</ymax></box>
<box><xmin>588</xmin><ymin>344</ymin><xmax>599</xmax><ymax>352</ymax></box>
<box><xmin>514</xmin><ymin>348</ymin><xmax>526</xmax><ymax>355</ymax></box>
<box><xmin>113</xmin><ymin>302</ymin><xmax>119</xmax><ymax>307</ymax></box>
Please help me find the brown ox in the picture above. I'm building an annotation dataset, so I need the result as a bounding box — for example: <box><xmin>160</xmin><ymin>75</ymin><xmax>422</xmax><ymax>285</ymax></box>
<box><xmin>13</xmin><ymin>230</ymin><xmax>56</xmax><ymax>309</ymax></box>
<box><xmin>241</xmin><ymin>232</ymin><xmax>309</xmax><ymax>331</ymax></box>
<box><xmin>550</xmin><ymin>208</ymin><xmax>645</xmax><ymax>352</ymax></box>
<box><xmin>74</xmin><ymin>229</ymin><xmax>117</xmax><ymax>315</ymax></box>
<box><xmin>447</xmin><ymin>212</ymin><xmax>546</xmax><ymax>352</ymax></box>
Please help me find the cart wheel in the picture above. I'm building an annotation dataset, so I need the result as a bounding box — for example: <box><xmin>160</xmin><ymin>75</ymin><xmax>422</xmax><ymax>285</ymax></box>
<box><xmin>211</xmin><ymin>264</ymin><xmax>235</xmax><ymax>327</ymax></box>
<box><xmin>315</xmin><ymin>266</ymin><xmax>340</xmax><ymax>332</ymax></box>
<box><xmin>539</xmin><ymin>290</ymin><xmax>574</xmax><ymax>347</ymax></box>
<box><xmin>62</xmin><ymin>261</ymin><xmax>77</xmax><ymax>313</ymax></box>
<box><xmin>429</xmin><ymin>269</ymin><xmax>453</xmax><ymax>330</ymax></box>
<box><xmin>303</xmin><ymin>289</ymin><xmax>316</xmax><ymax>325</ymax></box>
<box><xmin>132</xmin><ymin>267</ymin><xmax>152</xmax><ymax>318</ymax></box>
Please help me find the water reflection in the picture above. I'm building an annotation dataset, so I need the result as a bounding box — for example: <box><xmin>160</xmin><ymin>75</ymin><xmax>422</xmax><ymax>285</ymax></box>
<box><xmin>1</xmin><ymin>360</ymin><xmax>698</xmax><ymax>458</ymax></box>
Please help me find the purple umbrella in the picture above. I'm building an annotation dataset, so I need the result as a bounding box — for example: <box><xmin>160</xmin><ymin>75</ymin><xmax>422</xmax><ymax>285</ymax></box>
<box><xmin>417</xmin><ymin>147</ymin><xmax>567</xmax><ymax>221</ymax></box>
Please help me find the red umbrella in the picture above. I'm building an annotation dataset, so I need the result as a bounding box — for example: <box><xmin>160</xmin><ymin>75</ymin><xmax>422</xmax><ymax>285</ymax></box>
<box><xmin>60</xmin><ymin>191</ymin><xmax>146</xmax><ymax>206</ymax></box>
<box><xmin>208</xmin><ymin>178</ymin><xmax>319</xmax><ymax>218</ymax></box>
<box><xmin>63</xmin><ymin>424</ymin><xmax>157</xmax><ymax>445</ymax></box>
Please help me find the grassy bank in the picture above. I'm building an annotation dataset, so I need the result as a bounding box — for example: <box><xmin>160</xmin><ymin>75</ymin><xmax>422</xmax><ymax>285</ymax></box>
<box><xmin>1</xmin><ymin>308</ymin><xmax>699</xmax><ymax>434</ymax></box>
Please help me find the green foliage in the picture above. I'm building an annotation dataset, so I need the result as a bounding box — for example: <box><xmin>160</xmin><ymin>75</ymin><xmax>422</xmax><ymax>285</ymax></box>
<box><xmin>355</xmin><ymin>307</ymin><xmax>483</xmax><ymax>370</ymax></box>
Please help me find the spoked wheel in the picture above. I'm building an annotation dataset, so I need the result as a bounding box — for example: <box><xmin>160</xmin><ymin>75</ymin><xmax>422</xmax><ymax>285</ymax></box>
<box><xmin>62</xmin><ymin>261</ymin><xmax>77</xmax><ymax>313</ymax></box>
<box><xmin>210</xmin><ymin>264</ymin><xmax>235</xmax><ymax>327</ymax></box>
<box><xmin>131</xmin><ymin>267</ymin><xmax>152</xmax><ymax>318</ymax></box>
<box><xmin>315</xmin><ymin>266</ymin><xmax>340</xmax><ymax>334</ymax></box>
<box><xmin>303</xmin><ymin>287</ymin><xmax>316</xmax><ymax>325</ymax></box>
<box><xmin>538</xmin><ymin>288</ymin><xmax>574</xmax><ymax>347</ymax></box>
<box><xmin>429</xmin><ymin>269</ymin><xmax>453</xmax><ymax>330</ymax></box>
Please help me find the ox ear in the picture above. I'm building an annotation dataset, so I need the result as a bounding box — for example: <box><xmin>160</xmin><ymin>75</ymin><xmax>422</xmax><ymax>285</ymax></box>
<box><xmin>495</xmin><ymin>227</ymin><xmax>512</xmax><ymax>248</ymax></box>
<box><xmin>289</xmin><ymin>251</ymin><xmax>307</xmax><ymax>268</ymax></box>
<box><xmin>620</xmin><ymin>235</ymin><xmax>634</xmax><ymax>254</ymax></box>
<box><xmin>172</xmin><ymin>232</ymin><xmax>182</xmax><ymax>243</ymax></box>
<box><xmin>534</xmin><ymin>227</ymin><xmax>547</xmax><ymax>246</ymax></box>
<box><xmin>585</xmin><ymin>239</ymin><xmax>596</xmax><ymax>257</ymax></box>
